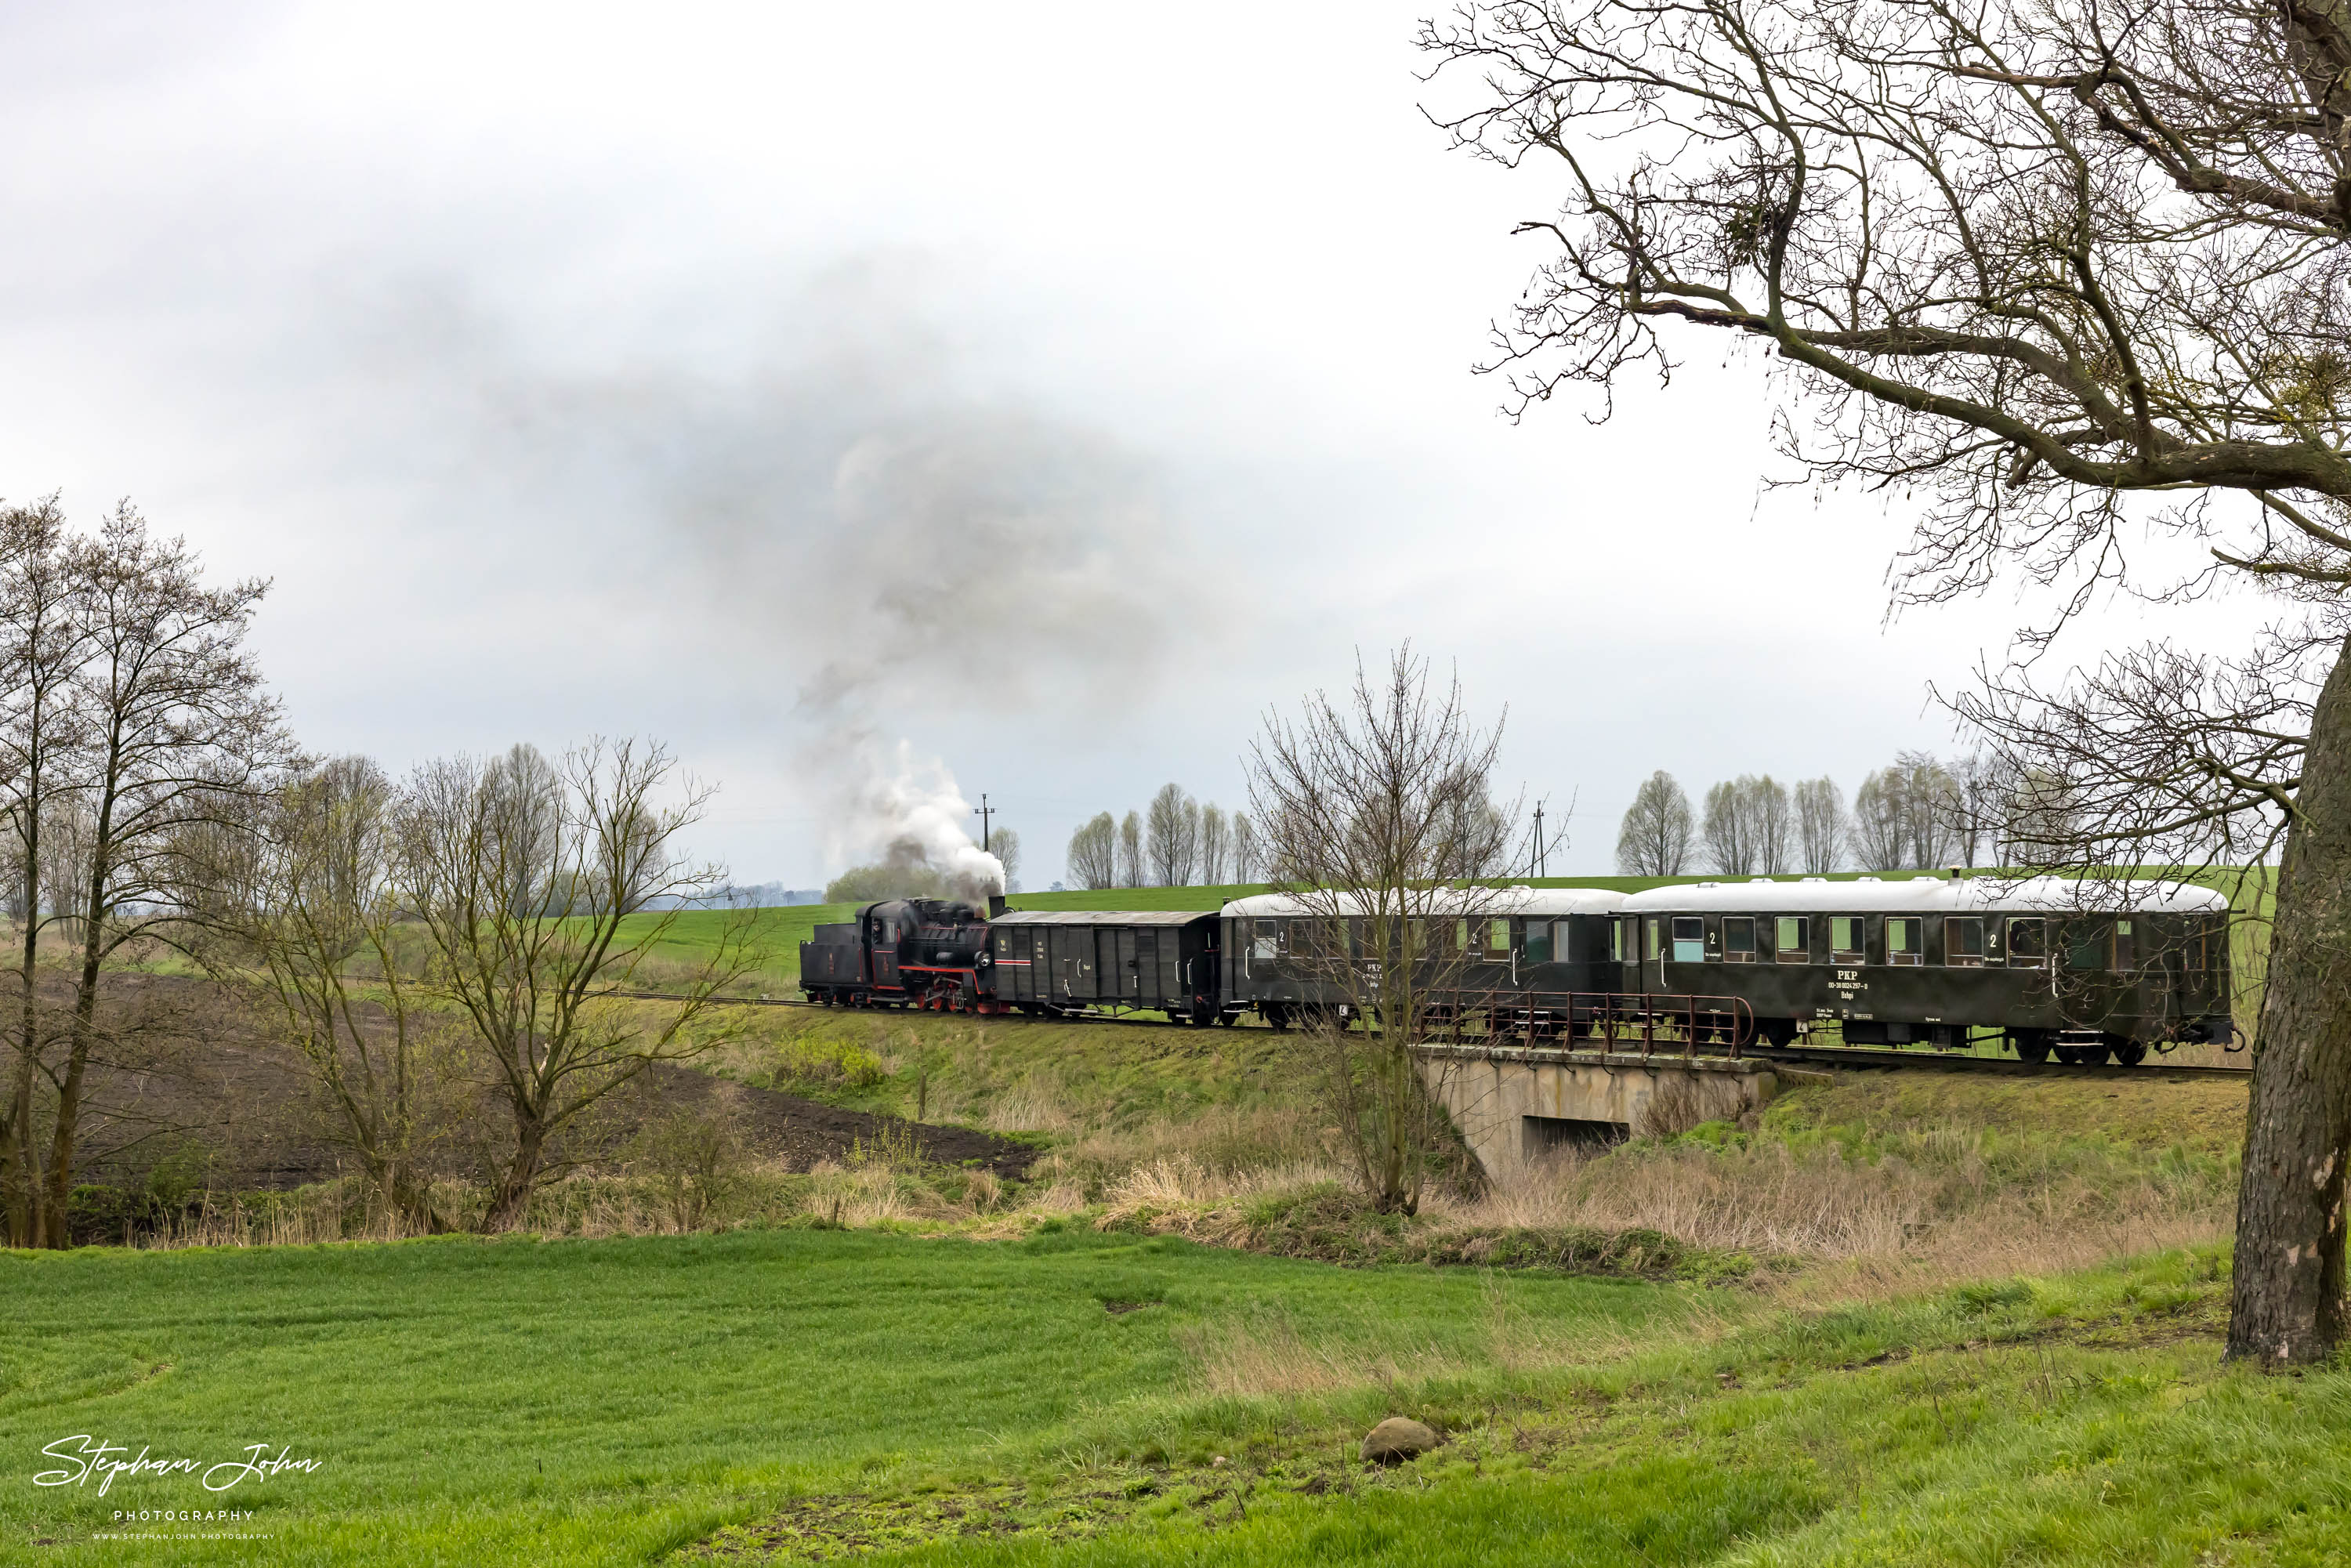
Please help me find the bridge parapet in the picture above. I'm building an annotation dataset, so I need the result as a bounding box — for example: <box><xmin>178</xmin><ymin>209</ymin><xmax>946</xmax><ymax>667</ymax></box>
<box><xmin>1416</xmin><ymin>1043</ymin><xmax>1788</xmax><ymax>1180</ymax></box>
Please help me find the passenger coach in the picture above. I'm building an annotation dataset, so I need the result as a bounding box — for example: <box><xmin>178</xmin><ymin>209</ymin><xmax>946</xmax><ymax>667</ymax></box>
<box><xmin>1219</xmin><ymin>887</ymin><xmax>1628</xmax><ymax>1029</ymax></box>
<box><xmin>1617</xmin><ymin>875</ymin><xmax>2234</xmax><ymax>1063</ymax></box>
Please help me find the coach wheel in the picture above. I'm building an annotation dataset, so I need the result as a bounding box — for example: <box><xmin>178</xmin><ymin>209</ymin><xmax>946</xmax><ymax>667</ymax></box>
<box><xmin>2111</xmin><ymin>1041</ymin><xmax>2148</xmax><ymax>1067</ymax></box>
<box><xmin>1264</xmin><ymin>1005</ymin><xmax>1291</xmax><ymax>1032</ymax></box>
<box><xmin>2012</xmin><ymin>1030</ymin><xmax>2052</xmax><ymax>1064</ymax></box>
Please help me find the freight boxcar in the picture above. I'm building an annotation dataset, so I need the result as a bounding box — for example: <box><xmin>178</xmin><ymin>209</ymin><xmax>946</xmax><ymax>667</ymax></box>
<box><xmin>983</xmin><ymin>909</ymin><xmax>1226</xmax><ymax>1023</ymax></box>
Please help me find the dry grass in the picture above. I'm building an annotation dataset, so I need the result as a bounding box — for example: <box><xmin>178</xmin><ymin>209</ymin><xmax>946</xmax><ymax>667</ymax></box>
<box><xmin>1045</xmin><ymin>1105</ymin><xmax>1333</xmax><ymax>1180</ymax></box>
<box><xmin>980</xmin><ymin>1081</ymin><xmax>1080</xmax><ymax>1135</ymax></box>
<box><xmin>1441</xmin><ymin>1128</ymin><xmax>2234</xmax><ymax>1302</ymax></box>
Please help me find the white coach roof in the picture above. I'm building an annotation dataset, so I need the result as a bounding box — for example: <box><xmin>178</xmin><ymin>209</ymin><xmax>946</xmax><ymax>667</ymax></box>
<box><xmin>1617</xmin><ymin>875</ymin><xmax>2228</xmax><ymax>915</ymax></box>
<box><xmin>1220</xmin><ymin>886</ymin><xmax>1626</xmax><ymax>919</ymax></box>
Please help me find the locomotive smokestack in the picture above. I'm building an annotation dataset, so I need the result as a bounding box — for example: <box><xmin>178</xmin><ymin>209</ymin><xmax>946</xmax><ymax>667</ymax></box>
<box><xmin>989</xmin><ymin>894</ymin><xmax>1008</xmax><ymax>918</ymax></box>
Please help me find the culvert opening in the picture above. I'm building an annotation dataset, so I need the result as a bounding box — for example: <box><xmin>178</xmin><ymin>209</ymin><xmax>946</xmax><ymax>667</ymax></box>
<box><xmin>1522</xmin><ymin>1114</ymin><xmax>1629</xmax><ymax>1158</ymax></box>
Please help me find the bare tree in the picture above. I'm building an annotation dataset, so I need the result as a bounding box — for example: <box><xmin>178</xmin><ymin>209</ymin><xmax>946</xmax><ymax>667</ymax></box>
<box><xmin>1853</xmin><ymin>755</ymin><xmax>1963</xmax><ymax>869</ymax></box>
<box><xmin>1752</xmin><ymin>775</ymin><xmax>1794</xmax><ymax>872</ymax></box>
<box><xmin>990</xmin><ymin>827</ymin><xmax>1021</xmax><ymax>893</ymax></box>
<box><xmin>184</xmin><ymin>756</ymin><xmax>451</xmax><ymax>1229</ymax></box>
<box><xmin>1199</xmin><ymin>802</ymin><xmax>1230</xmax><ymax>883</ymax></box>
<box><xmin>484</xmin><ymin>742</ymin><xmax>561</xmax><ymax>916</ymax></box>
<box><xmin>1117</xmin><ymin>809</ymin><xmax>1143</xmax><ymax>888</ymax></box>
<box><xmin>1898</xmin><ymin>751</ymin><xmax>1963</xmax><ymax>869</ymax></box>
<box><xmin>0</xmin><ymin>498</ymin><xmax>88</xmax><ymax>1245</ymax></box>
<box><xmin>38</xmin><ymin>508</ymin><xmax>288</xmax><ymax>1247</ymax></box>
<box><xmin>1615</xmin><ymin>770</ymin><xmax>1693</xmax><ymax>875</ymax></box>
<box><xmin>1231</xmin><ymin>811</ymin><xmax>1261</xmax><ymax>882</ymax></box>
<box><xmin>1065</xmin><ymin>813</ymin><xmax>1118</xmax><ymax>890</ymax></box>
<box><xmin>1849</xmin><ymin>768</ymin><xmax>1910</xmax><ymax>871</ymax></box>
<box><xmin>1147</xmin><ymin>783</ymin><xmax>1200</xmax><ymax>885</ymax></box>
<box><xmin>1794</xmin><ymin>777</ymin><xmax>1846</xmax><ymax>873</ymax></box>
<box><xmin>397</xmin><ymin>738</ymin><xmax>755</xmax><ymax>1231</ymax></box>
<box><xmin>1951</xmin><ymin>752</ymin><xmax>2010</xmax><ymax>868</ymax></box>
<box><xmin>1423</xmin><ymin>0</ymin><xmax>2351</xmax><ymax>1360</ymax></box>
<box><xmin>1247</xmin><ymin>646</ymin><xmax>1512</xmax><ymax>1214</ymax></box>
<box><xmin>1701</xmin><ymin>780</ymin><xmax>1749</xmax><ymax>875</ymax></box>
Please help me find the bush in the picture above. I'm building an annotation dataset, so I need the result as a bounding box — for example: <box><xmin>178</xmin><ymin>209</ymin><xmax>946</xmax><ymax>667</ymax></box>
<box><xmin>629</xmin><ymin>1107</ymin><xmax>748</xmax><ymax>1233</ymax></box>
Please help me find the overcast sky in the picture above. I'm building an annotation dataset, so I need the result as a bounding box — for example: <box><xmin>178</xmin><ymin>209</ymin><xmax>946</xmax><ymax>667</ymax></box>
<box><xmin>0</xmin><ymin>2</ymin><xmax>2265</xmax><ymax>886</ymax></box>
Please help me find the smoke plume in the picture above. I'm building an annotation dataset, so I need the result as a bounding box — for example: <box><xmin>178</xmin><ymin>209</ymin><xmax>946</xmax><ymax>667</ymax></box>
<box><xmin>357</xmin><ymin>264</ymin><xmax>1204</xmax><ymax>885</ymax></box>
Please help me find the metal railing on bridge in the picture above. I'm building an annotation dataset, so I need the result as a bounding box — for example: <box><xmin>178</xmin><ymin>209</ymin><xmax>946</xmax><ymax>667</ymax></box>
<box><xmin>1422</xmin><ymin>989</ymin><xmax>1756</xmax><ymax>1058</ymax></box>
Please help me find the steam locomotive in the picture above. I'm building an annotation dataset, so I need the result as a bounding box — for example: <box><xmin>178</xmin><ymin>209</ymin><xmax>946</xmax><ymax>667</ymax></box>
<box><xmin>798</xmin><ymin>875</ymin><xmax>2237</xmax><ymax>1064</ymax></box>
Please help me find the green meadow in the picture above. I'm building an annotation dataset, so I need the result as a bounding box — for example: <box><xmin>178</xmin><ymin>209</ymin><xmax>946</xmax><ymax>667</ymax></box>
<box><xmin>8</xmin><ymin>1230</ymin><xmax>2346</xmax><ymax>1566</ymax></box>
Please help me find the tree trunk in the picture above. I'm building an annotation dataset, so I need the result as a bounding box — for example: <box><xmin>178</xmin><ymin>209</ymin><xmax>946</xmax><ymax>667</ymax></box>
<box><xmin>4</xmin><ymin>814</ymin><xmax>41</xmax><ymax>1246</ymax></box>
<box><xmin>38</xmin><ymin>908</ymin><xmax>106</xmax><ymax>1248</ymax></box>
<box><xmin>482</xmin><ymin>1116</ymin><xmax>545</xmax><ymax>1233</ymax></box>
<box><xmin>2229</xmin><ymin>634</ymin><xmax>2351</xmax><ymax>1364</ymax></box>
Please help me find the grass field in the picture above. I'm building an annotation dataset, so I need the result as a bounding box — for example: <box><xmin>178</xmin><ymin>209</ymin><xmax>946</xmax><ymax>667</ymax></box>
<box><xmin>9</xmin><ymin>1230</ymin><xmax>2347</xmax><ymax>1566</ymax></box>
<box><xmin>2</xmin><ymin>1228</ymin><xmax>1699</xmax><ymax>1566</ymax></box>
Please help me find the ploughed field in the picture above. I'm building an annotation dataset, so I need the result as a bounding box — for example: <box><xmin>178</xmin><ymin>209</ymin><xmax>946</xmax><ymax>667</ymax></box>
<box><xmin>9</xmin><ymin>1228</ymin><xmax>2350</xmax><ymax>1566</ymax></box>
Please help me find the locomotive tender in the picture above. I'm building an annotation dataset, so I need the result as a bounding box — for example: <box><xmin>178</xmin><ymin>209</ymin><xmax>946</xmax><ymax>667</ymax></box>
<box><xmin>798</xmin><ymin>873</ymin><xmax>2235</xmax><ymax>1065</ymax></box>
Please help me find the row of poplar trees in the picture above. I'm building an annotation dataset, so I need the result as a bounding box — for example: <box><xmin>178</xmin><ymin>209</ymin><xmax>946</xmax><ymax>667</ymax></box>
<box><xmin>1615</xmin><ymin>754</ymin><xmax>2025</xmax><ymax>876</ymax></box>
<box><xmin>1064</xmin><ymin>784</ymin><xmax>1262</xmax><ymax>889</ymax></box>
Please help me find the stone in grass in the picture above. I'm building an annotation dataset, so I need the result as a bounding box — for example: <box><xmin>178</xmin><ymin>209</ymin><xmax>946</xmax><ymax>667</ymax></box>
<box><xmin>1360</xmin><ymin>1417</ymin><xmax>1439</xmax><ymax>1465</ymax></box>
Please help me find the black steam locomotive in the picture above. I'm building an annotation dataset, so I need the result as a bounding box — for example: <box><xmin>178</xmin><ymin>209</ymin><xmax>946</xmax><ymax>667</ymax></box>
<box><xmin>799</xmin><ymin>875</ymin><xmax>2237</xmax><ymax>1064</ymax></box>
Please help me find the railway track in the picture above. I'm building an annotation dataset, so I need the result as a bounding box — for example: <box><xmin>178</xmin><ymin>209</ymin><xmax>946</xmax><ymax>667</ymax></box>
<box><xmin>639</xmin><ymin>991</ymin><xmax>2255</xmax><ymax>1077</ymax></box>
<box><xmin>1748</xmin><ymin>1042</ymin><xmax>2250</xmax><ymax>1081</ymax></box>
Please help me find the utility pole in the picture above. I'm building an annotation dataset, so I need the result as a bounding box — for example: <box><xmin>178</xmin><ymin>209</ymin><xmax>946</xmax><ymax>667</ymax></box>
<box><xmin>1527</xmin><ymin>789</ymin><xmax>1574</xmax><ymax>878</ymax></box>
<box><xmin>973</xmin><ymin>794</ymin><xmax>994</xmax><ymax>853</ymax></box>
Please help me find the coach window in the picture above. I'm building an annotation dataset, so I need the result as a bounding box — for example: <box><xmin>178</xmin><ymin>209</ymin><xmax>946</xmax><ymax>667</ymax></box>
<box><xmin>2112</xmin><ymin>918</ymin><xmax>2135</xmax><ymax>970</ymax></box>
<box><xmin>2007</xmin><ymin>917</ymin><xmax>2048</xmax><ymax>968</ymax></box>
<box><xmin>2067</xmin><ymin>920</ymin><xmax>2111</xmax><ymax>972</ymax></box>
<box><xmin>1523</xmin><ymin>919</ymin><xmax>1553</xmax><ymax>964</ymax></box>
<box><xmin>1831</xmin><ymin>915</ymin><xmax>1867</xmax><ymax>965</ymax></box>
<box><xmin>1886</xmin><ymin>917</ymin><xmax>1924</xmax><ymax>966</ymax></box>
<box><xmin>1722</xmin><ymin>917</ymin><xmax>1758</xmax><ymax>962</ymax></box>
<box><xmin>1251</xmin><ymin>920</ymin><xmax>1280</xmax><ymax>962</ymax></box>
<box><xmin>1945</xmin><ymin>917</ymin><xmax>1985</xmax><ymax>967</ymax></box>
<box><xmin>1671</xmin><ymin>916</ymin><xmax>1707</xmax><ymax>963</ymax></box>
<box><xmin>1776</xmin><ymin>915</ymin><xmax>1810</xmax><ymax>963</ymax></box>
<box><xmin>1487</xmin><ymin>918</ymin><xmax>1511</xmax><ymax>958</ymax></box>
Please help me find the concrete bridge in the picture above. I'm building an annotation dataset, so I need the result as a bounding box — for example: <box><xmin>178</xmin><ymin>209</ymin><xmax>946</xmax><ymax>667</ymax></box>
<box><xmin>1416</xmin><ymin>1043</ymin><xmax>1801</xmax><ymax>1179</ymax></box>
